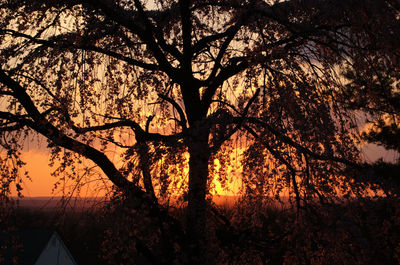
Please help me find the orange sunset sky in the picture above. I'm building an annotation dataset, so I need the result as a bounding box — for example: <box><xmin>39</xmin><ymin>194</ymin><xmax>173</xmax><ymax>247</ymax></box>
<box><xmin>10</xmin><ymin>136</ymin><xmax>398</xmax><ymax>198</ymax></box>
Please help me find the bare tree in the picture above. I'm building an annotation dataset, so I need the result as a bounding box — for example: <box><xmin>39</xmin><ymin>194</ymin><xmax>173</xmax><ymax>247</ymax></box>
<box><xmin>0</xmin><ymin>0</ymin><xmax>399</xmax><ymax>263</ymax></box>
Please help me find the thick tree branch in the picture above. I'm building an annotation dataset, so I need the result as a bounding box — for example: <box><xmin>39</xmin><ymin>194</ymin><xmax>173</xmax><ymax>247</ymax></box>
<box><xmin>158</xmin><ymin>93</ymin><xmax>187</xmax><ymax>130</ymax></box>
<box><xmin>0</xmin><ymin>90</ymin><xmax>14</xmax><ymax>96</ymax></box>
<box><xmin>201</xmin><ymin>59</ymin><xmax>248</xmax><ymax>114</ymax></box>
<box><xmin>131</xmin><ymin>0</ymin><xmax>183</xmax><ymax>62</ymax></box>
<box><xmin>209</xmin><ymin>88</ymin><xmax>260</xmax><ymax>152</ymax></box>
<box><xmin>84</xmin><ymin>0</ymin><xmax>180</xmax><ymax>80</ymax></box>
<box><xmin>180</xmin><ymin>0</ymin><xmax>192</xmax><ymax>72</ymax></box>
<box><xmin>136</xmin><ymin>141</ymin><xmax>157</xmax><ymax>201</ymax></box>
<box><xmin>0</xmin><ymin>112</ymin><xmax>30</xmax><ymax>132</ymax></box>
<box><xmin>80</xmin><ymin>44</ymin><xmax>160</xmax><ymax>71</ymax></box>
<box><xmin>0</xmin><ymin>69</ymin><xmax>138</xmax><ymax>191</ymax></box>
<box><xmin>1</xmin><ymin>29</ymin><xmax>160</xmax><ymax>71</ymax></box>
<box><xmin>3</xmin><ymin>70</ymin><xmax>58</xmax><ymax>100</ymax></box>
<box><xmin>70</xmin><ymin>119</ymin><xmax>182</xmax><ymax>143</ymax></box>
<box><xmin>145</xmin><ymin>115</ymin><xmax>155</xmax><ymax>133</ymax></box>
<box><xmin>205</xmin><ymin>23</ymin><xmax>241</xmax><ymax>85</ymax></box>
<box><xmin>0</xmin><ymin>124</ymin><xmax>24</xmax><ymax>132</ymax></box>
<box><xmin>192</xmin><ymin>24</ymin><xmax>240</xmax><ymax>57</ymax></box>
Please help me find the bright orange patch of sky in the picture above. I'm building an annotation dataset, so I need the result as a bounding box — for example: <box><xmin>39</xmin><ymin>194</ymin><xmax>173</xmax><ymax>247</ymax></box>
<box><xmin>9</xmin><ymin>134</ymin><xmax>397</xmax><ymax>198</ymax></box>
<box><xmin>12</xmin><ymin>147</ymin><xmax>243</xmax><ymax>198</ymax></box>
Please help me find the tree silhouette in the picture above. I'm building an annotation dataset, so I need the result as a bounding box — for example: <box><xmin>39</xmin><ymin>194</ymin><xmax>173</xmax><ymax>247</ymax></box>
<box><xmin>1</xmin><ymin>0</ymin><xmax>399</xmax><ymax>263</ymax></box>
<box><xmin>340</xmin><ymin>47</ymin><xmax>400</xmax><ymax>192</ymax></box>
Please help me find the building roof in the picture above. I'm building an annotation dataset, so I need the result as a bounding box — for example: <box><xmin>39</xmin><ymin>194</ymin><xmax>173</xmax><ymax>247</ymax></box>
<box><xmin>0</xmin><ymin>229</ymin><xmax>77</xmax><ymax>265</ymax></box>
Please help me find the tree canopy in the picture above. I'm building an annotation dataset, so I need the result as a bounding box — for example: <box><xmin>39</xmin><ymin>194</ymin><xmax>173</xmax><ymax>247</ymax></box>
<box><xmin>1</xmin><ymin>0</ymin><xmax>399</xmax><ymax>263</ymax></box>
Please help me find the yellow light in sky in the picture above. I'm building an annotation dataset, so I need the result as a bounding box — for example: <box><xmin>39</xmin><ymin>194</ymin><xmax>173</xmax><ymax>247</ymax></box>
<box><xmin>12</xmin><ymin>147</ymin><xmax>243</xmax><ymax>198</ymax></box>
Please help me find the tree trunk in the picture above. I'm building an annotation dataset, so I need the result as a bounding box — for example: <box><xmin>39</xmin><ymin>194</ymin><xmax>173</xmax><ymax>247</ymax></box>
<box><xmin>186</xmin><ymin>126</ymin><xmax>211</xmax><ymax>264</ymax></box>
